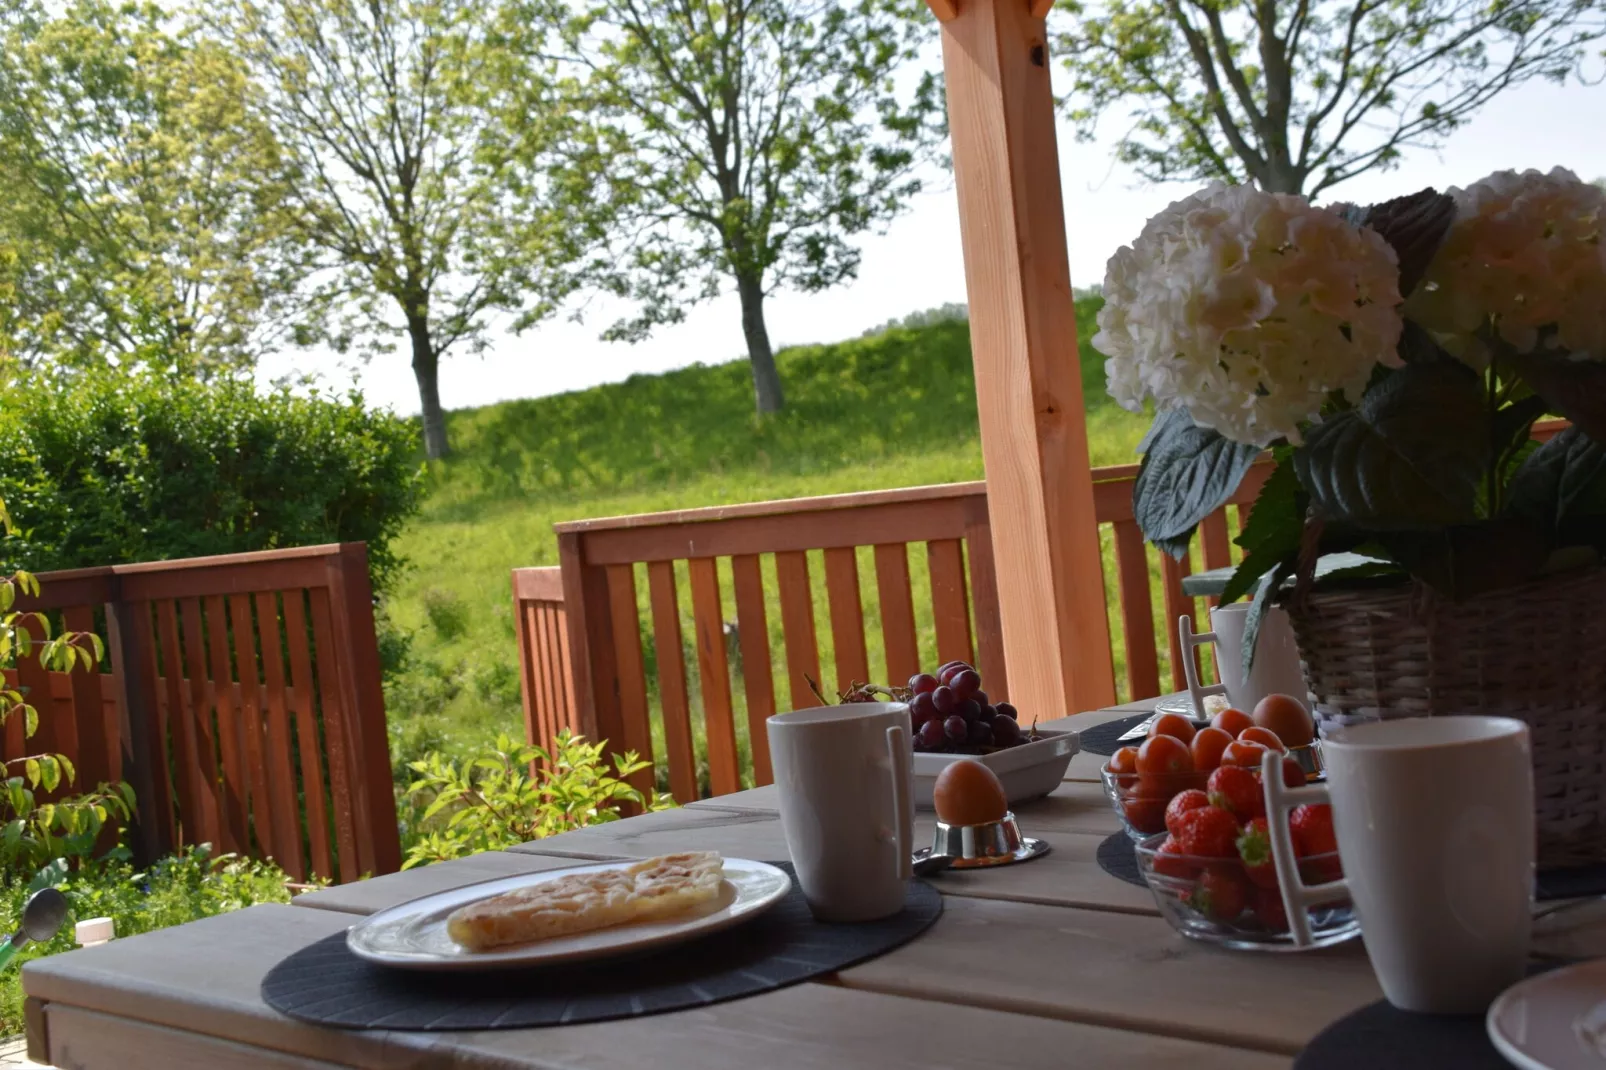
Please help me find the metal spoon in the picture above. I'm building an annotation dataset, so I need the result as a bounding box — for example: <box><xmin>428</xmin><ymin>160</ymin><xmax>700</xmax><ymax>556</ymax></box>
<box><xmin>912</xmin><ymin>851</ymin><xmax>956</xmax><ymax>878</ymax></box>
<box><xmin>0</xmin><ymin>888</ymin><xmax>69</xmax><ymax>972</ymax></box>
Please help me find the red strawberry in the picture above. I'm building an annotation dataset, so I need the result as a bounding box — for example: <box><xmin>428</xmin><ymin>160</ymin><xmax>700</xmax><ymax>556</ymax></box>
<box><xmin>1151</xmin><ymin>836</ymin><xmax>1199</xmax><ymax>881</ymax></box>
<box><xmin>1207</xmin><ymin>764</ymin><xmax>1264</xmax><ymax>820</ymax></box>
<box><xmin>1172</xmin><ymin>804</ymin><xmax>1239</xmax><ymax>858</ymax></box>
<box><xmin>1251</xmin><ymin>884</ymin><xmax>1289</xmax><ymax>932</ymax></box>
<box><xmin>1291</xmin><ymin>803</ymin><xmax>1342</xmax><ymax>883</ymax></box>
<box><xmin>1164</xmin><ymin>789</ymin><xmax>1211</xmax><ymax>838</ymax></box>
<box><xmin>1235</xmin><ymin>816</ymin><xmax>1279</xmax><ymax>889</ymax></box>
<box><xmin>1189</xmin><ymin>864</ymin><xmax>1249</xmax><ymax>921</ymax></box>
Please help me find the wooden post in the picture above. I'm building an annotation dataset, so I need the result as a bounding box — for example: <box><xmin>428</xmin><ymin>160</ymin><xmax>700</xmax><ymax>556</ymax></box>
<box><xmin>927</xmin><ymin>0</ymin><xmax>1118</xmax><ymax>714</ymax></box>
<box><xmin>105</xmin><ymin>592</ymin><xmax>173</xmax><ymax>866</ymax></box>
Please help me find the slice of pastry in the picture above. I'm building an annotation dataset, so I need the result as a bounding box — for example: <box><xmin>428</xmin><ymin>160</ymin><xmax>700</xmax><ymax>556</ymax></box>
<box><xmin>445</xmin><ymin>852</ymin><xmax>725</xmax><ymax>951</ymax></box>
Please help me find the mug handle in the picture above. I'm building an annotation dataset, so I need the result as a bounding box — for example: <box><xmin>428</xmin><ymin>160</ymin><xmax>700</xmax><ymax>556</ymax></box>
<box><xmin>1179</xmin><ymin>614</ymin><xmax>1229</xmax><ymax>719</ymax></box>
<box><xmin>1260</xmin><ymin>750</ymin><xmax>1349</xmax><ymax>946</ymax></box>
<box><xmin>886</xmin><ymin>725</ymin><xmax>913</xmax><ymax>881</ymax></box>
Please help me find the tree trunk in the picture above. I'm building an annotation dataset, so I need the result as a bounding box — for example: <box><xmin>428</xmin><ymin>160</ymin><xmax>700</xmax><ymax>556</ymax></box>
<box><xmin>408</xmin><ymin>312</ymin><xmax>450</xmax><ymax>459</ymax></box>
<box><xmin>736</xmin><ymin>271</ymin><xmax>784</xmax><ymax>414</ymax></box>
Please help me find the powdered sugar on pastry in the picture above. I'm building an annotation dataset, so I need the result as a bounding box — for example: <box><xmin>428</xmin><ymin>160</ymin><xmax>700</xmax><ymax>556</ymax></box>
<box><xmin>445</xmin><ymin>852</ymin><xmax>724</xmax><ymax>951</ymax></box>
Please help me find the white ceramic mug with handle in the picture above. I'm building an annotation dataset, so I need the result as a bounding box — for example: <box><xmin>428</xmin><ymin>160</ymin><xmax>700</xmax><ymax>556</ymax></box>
<box><xmin>1262</xmin><ymin>717</ymin><xmax>1534</xmax><ymax>1013</ymax></box>
<box><xmin>1181</xmin><ymin>603</ymin><xmax>1308</xmax><ymax>718</ymax></box>
<box><xmin>767</xmin><ymin>702</ymin><xmax>914</xmax><ymax>922</ymax></box>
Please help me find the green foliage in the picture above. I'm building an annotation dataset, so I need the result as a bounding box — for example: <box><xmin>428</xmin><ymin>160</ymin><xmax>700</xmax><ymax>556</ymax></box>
<box><xmin>1132</xmin><ymin>409</ymin><xmax>1261</xmax><ymax>559</ymax></box>
<box><xmin>205</xmin><ymin>0</ymin><xmax>594</xmax><ymax>458</ymax></box>
<box><xmin>0</xmin><ymin>0</ymin><xmax>301</xmax><ymax>370</ymax></box>
<box><xmin>551</xmin><ymin>0</ymin><xmax>947</xmax><ymax>411</ymax></box>
<box><xmin>422</xmin><ymin>588</ymin><xmax>471</xmax><ymax>641</ymax></box>
<box><xmin>1053</xmin><ymin>0</ymin><xmax>1605</xmax><ymax>195</ymax></box>
<box><xmin>0</xmin><ymin>845</ymin><xmax>298</xmax><ymax>1034</ymax></box>
<box><xmin>400</xmin><ymin>731</ymin><xmax>672</xmax><ymax>868</ymax></box>
<box><xmin>0</xmin><ymin>366</ymin><xmax>423</xmax><ymax>592</ymax></box>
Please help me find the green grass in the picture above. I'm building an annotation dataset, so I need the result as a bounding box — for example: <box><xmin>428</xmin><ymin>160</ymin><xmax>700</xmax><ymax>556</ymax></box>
<box><xmin>382</xmin><ymin>302</ymin><xmax>1204</xmax><ymax>795</ymax></box>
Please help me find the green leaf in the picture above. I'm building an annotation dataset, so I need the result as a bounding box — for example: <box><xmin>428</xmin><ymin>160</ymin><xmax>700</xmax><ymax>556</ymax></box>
<box><xmin>1220</xmin><ymin>457</ymin><xmax>1304</xmax><ymax>604</ymax></box>
<box><xmin>1134</xmin><ymin>409</ymin><xmax>1263</xmax><ymax>559</ymax></box>
<box><xmin>1349</xmin><ymin>190</ymin><xmax>1455</xmax><ymax>297</ymax></box>
<box><xmin>1509</xmin><ymin>352</ymin><xmax>1606</xmax><ymax>444</ymax></box>
<box><xmin>1294</xmin><ymin>361</ymin><xmax>1485</xmax><ymax>529</ymax></box>
<box><xmin>39</xmin><ymin>756</ymin><xmax>59</xmax><ymax>794</ymax></box>
<box><xmin>24</xmin><ymin>759</ymin><xmax>40</xmax><ymax>789</ymax></box>
<box><xmin>1506</xmin><ymin>426</ymin><xmax>1606</xmax><ymax>533</ymax></box>
<box><xmin>1241</xmin><ymin>562</ymin><xmax>1293</xmax><ymax>680</ymax></box>
<box><xmin>1380</xmin><ymin>519</ymin><xmax>1550</xmax><ymax>599</ymax></box>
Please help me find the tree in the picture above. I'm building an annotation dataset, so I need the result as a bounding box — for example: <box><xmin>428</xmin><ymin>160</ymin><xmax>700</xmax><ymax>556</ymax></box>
<box><xmin>555</xmin><ymin>0</ymin><xmax>945</xmax><ymax>414</ymax></box>
<box><xmin>209</xmin><ymin>0</ymin><xmax>587</xmax><ymax>458</ymax></box>
<box><xmin>1054</xmin><ymin>0</ymin><xmax>1606</xmax><ymax>196</ymax></box>
<box><xmin>0</xmin><ymin>0</ymin><xmax>301</xmax><ymax>371</ymax></box>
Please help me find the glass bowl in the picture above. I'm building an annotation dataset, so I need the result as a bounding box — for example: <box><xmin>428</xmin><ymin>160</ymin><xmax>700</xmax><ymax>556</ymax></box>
<box><xmin>1099</xmin><ymin>766</ymin><xmax>1209</xmax><ymax>840</ymax></box>
<box><xmin>1133</xmin><ymin>832</ymin><xmax>1360</xmax><ymax>951</ymax></box>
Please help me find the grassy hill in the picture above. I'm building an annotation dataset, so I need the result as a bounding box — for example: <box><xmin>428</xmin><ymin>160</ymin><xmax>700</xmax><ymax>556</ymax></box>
<box><xmin>384</xmin><ymin>301</ymin><xmax>1151</xmax><ymax>785</ymax></box>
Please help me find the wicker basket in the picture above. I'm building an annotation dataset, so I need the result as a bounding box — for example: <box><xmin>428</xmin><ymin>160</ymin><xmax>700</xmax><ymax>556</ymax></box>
<box><xmin>1289</xmin><ymin>565</ymin><xmax>1606</xmax><ymax>868</ymax></box>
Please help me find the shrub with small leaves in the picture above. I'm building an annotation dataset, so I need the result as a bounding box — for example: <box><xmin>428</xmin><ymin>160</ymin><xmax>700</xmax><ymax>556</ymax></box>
<box><xmin>400</xmin><ymin>731</ymin><xmax>673</xmax><ymax>868</ymax></box>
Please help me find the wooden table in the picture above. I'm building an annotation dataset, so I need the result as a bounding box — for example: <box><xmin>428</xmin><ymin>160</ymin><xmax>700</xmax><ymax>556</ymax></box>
<box><xmin>20</xmin><ymin>700</ymin><xmax>1385</xmax><ymax>1069</ymax></box>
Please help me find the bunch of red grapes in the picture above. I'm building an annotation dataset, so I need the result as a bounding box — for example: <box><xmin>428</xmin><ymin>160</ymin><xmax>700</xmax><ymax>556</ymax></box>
<box><xmin>908</xmin><ymin>660</ymin><xmax>1024</xmax><ymax>753</ymax></box>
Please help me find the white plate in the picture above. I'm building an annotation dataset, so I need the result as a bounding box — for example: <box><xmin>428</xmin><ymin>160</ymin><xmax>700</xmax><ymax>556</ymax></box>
<box><xmin>346</xmin><ymin>857</ymin><xmax>792</xmax><ymax>971</ymax></box>
<box><xmin>1486</xmin><ymin>958</ymin><xmax>1606</xmax><ymax>1069</ymax></box>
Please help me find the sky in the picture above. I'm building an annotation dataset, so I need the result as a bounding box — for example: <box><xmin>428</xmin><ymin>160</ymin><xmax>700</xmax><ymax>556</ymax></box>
<box><xmin>254</xmin><ymin>73</ymin><xmax>1606</xmax><ymax>418</ymax></box>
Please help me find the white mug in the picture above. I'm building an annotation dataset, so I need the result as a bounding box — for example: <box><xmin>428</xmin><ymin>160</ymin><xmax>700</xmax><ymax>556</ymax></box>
<box><xmin>767</xmin><ymin>702</ymin><xmax>913</xmax><ymax>922</ymax></box>
<box><xmin>1181</xmin><ymin>603</ymin><xmax>1308</xmax><ymax>717</ymax></box>
<box><xmin>1263</xmin><ymin>717</ymin><xmax>1534</xmax><ymax>1013</ymax></box>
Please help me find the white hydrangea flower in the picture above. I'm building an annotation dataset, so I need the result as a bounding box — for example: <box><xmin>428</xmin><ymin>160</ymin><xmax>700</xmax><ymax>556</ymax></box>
<box><xmin>1095</xmin><ymin>183</ymin><xmax>1404</xmax><ymax>447</ymax></box>
<box><xmin>1406</xmin><ymin>167</ymin><xmax>1606</xmax><ymax>367</ymax></box>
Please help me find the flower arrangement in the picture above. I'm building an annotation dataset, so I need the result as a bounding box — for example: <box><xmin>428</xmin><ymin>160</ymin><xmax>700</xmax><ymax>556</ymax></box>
<box><xmin>1100</xmin><ymin>168</ymin><xmax>1606</xmax><ymax>671</ymax></box>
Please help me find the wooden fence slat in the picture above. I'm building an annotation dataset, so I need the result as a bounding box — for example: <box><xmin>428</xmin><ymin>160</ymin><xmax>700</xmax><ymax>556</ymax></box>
<box><xmin>688</xmin><ymin>558</ymin><xmax>740</xmax><ymax>798</ymax></box>
<box><xmin>227</xmin><ymin>595</ymin><xmax>273</xmax><ymax>860</ymax></box>
<box><xmin>553</xmin><ymin>604</ymin><xmax>576</xmax><ymax>735</ymax></box>
<box><xmin>118</xmin><ymin>599</ymin><xmax>175</xmax><ymax>857</ymax></box>
<box><xmin>61</xmin><ymin>605</ymin><xmax>112</xmax><ymax>790</ymax></box>
<box><xmin>1200</xmin><ymin>511</ymin><xmax>1233</xmax><ymax>609</ymax></box>
<box><xmin>646</xmin><ymin>562</ymin><xmax>698</xmax><ymax>803</ymax></box>
<box><xmin>179</xmin><ymin>598</ymin><xmax>229</xmax><ymax>853</ymax></box>
<box><xmin>729</xmin><ymin>554</ymin><xmax>775</xmax><ymax>786</ymax></box>
<box><xmin>203</xmin><ymin>595</ymin><xmax>249</xmax><ymax>854</ymax></box>
<box><xmin>280</xmin><ymin>591</ymin><xmax>333</xmax><ymax>882</ymax></box>
<box><xmin>823</xmin><ymin>548</ymin><xmax>870</xmax><ymax>692</ymax></box>
<box><xmin>253</xmin><ymin>592</ymin><xmax>304</xmax><ymax>881</ymax></box>
<box><xmin>604</xmin><ymin>564</ymin><xmax>654</xmax><ymax>796</ymax></box>
<box><xmin>511</xmin><ymin>590</ymin><xmax>543</xmax><ymax>756</ymax></box>
<box><xmin>964</xmin><ymin>505</ymin><xmax>1009</xmax><ymax>701</ymax></box>
<box><xmin>530</xmin><ymin>604</ymin><xmax>558</xmax><ymax>752</ymax></box>
<box><xmin>1113</xmin><ymin>520</ymin><xmax>1161</xmax><ymax>702</ymax></box>
<box><xmin>1161</xmin><ymin>552</ymin><xmax>1196</xmax><ymax>694</ymax></box>
<box><xmin>774</xmin><ymin>551</ymin><xmax>822</xmax><ymax>710</ymax></box>
<box><xmin>872</xmin><ymin>544</ymin><xmax>920</xmax><ymax>686</ymax></box>
<box><xmin>307</xmin><ymin>587</ymin><xmax>360</xmax><ymax>882</ymax></box>
<box><xmin>14</xmin><ymin>617</ymin><xmax>57</xmax><ymax>769</ymax></box>
<box><xmin>927</xmin><ymin>539</ymin><xmax>975</xmax><ymax>668</ymax></box>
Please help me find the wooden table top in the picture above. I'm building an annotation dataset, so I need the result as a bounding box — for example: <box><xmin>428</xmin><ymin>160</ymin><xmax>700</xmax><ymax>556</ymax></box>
<box><xmin>21</xmin><ymin>700</ymin><xmax>1385</xmax><ymax>1069</ymax></box>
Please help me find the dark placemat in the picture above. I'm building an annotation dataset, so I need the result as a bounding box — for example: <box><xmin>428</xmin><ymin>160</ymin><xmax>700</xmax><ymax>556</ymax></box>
<box><xmin>262</xmin><ymin>864</ymin><xmax>941</xmax><ymax>1031</ymax></box>
<box><xmin>1294</xmin><ymin>1000</ymin><xmax>1506</xmax><ymax>1070</ymax></box>
<box><xmin>1078</xmin><ymin>714</ymin><xmax>1153</xmax><ymax>756</ymax></box>
<box><xmin>1097</xmin><ymin>831</ymin><xmax>1146</xmax><ymax>888</ymax></box>
<box><xmin>1538</xmin><ymin>862</ymin><xmax>1606</xmax><ymax>901</ymax></box>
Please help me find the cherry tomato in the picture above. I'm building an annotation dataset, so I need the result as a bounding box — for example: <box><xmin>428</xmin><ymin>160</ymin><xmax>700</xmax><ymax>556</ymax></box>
<box><xmin>1147</xmin><ymin>712</ymin><xmax>1197</xmax><ymax>744</ymax></box>
<box><xmin>1136</xmin><ymin>733</ymin><xmax>1193</xmax><ymax>776</ymax></box>
<box><xmin>1189</xmin><ymin>726</ymin><xmax>1233</xmax><ymax>771</ymax></box>
<box><xmin>1152</xmin><ymin>836</ymin><xmax>1199</xmax><ymax>881</ymax></box>
<box><xmin>1211</xmin><ymin>707</ymin><xmax>1254</xmax><ymax>738</ymax></box>
<box><xmin>1280</xmin><ymin>756</ymin><xmax>1306</xmax><ymax>788</ymax></box>
<box><xmin>1238</xmin><ymin>726</ymin><xmax>1288</xmax><ymax>753</ymax></box>
<box><xmin>1191</xmin><ymin>865</ymin><xmax>1250</xmax><ymax>921</ymax></box>
<box><xmin>1122</xmin><ymin>792</ymin><xmax>1169</xmax><ymax>835</ymax></box>
<box><xmin>1107</xmin><ymin>745</ymin><xmax>1139</xmax><ymax>790</ymax></box>
<box><xmin>1223</xmin><ymin>739</ymin><xmax>1271</xmax><ymax>768</ymax></box>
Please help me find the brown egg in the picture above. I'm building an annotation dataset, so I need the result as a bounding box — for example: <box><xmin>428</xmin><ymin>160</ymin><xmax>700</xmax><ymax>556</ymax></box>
<box><xmin>1252</xmin><ymin>693</ymin><xmax>1315</xmax><ymax>747</ymax></box>
<box><xmin>932</xmin><ymin>759</ymin><xmax>1009</xmax><ymax>827</ymax></box>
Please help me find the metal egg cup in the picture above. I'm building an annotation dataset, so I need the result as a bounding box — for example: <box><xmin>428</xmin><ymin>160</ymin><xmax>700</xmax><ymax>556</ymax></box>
<box><xmin>914</xmin><ymin>811</ymin><xmax>1050</xmax><ymax>871</ymax></box>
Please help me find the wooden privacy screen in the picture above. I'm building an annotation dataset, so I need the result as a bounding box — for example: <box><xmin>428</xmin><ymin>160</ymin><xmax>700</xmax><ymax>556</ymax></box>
<box><xmin>9</xmin><ymin>544</ymin><xmax>398</xmax><ymax>882</ymax></box>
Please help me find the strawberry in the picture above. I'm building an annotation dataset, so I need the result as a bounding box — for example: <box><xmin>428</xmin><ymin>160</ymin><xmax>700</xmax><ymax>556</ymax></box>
<box><xmin>1251</xmin><ymin>885</ymin><xmax>1289</xmax><ymax>932</ymax></box>
<box><xmin>1164</xmin><ymin>789</ymin><xmax>1211</xmax><ymax>838</ymax></box>
<box><xmin>1172</xmin><ymin>804</ymin><xmax>1239</xmax><ymax>858</ymax></box>
<box><xmin>1151</xmin><ymin>836</ymin><xmax>1199</xmax><ymax>881</ymax></box>
<box><xmin>1291</xmin><ymin>803</ymin><xmax>1342</xmax><ymax>883</ymax></box>
<box><xmin>1235</xmin><ymin>816</ymin><xmax>1279</xmax><ymax>889</ymax></box>
<box><xmin>1189</xmin><ymin>864</ymin><xmax>1249</xmax><ymax>921</ymax></box>
<box><xmin>1206</xmin><ymin>764</ymin><xmax>1264</xmax><ymax>820</ymax></box>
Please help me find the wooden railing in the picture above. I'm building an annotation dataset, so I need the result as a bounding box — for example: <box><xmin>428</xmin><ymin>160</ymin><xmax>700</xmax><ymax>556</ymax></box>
<box><xmin>515</xmin><ymin>420</ymin><xmax>1572</xmax><ymax>800</ymax></box>
<box><xmin>10</xmin><ymin>544</ymin><xmax>398</xmax><ymax>882</ymax></box>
